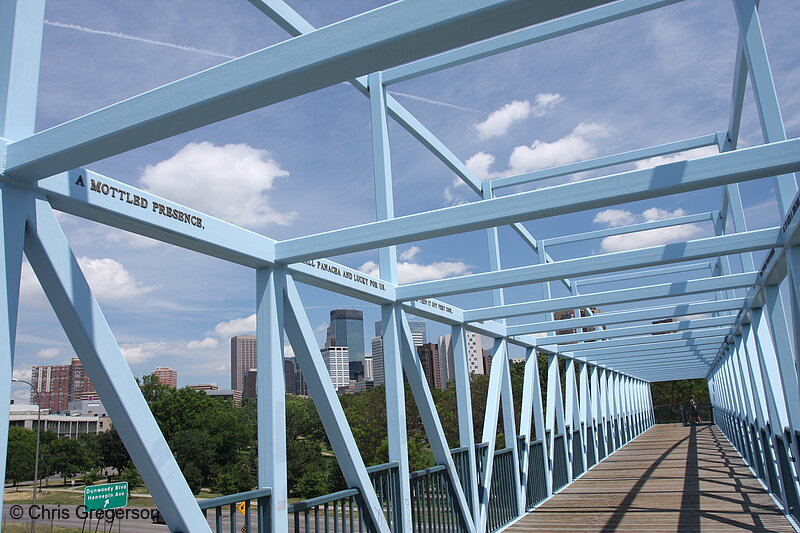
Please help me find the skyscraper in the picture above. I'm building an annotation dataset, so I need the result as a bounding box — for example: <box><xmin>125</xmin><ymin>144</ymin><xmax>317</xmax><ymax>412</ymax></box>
<box><xmin>374</xmin><ymin>319</ymin><xmax>427</xmax><ymax>346</ymax></box>
<box><xmin>31</xmin><ymin>358</ymin><xmax>97</xmax><ymax>412</ymax></box>
<box><xmin>438</xmin><ymin>331</ymin><xmax>483</xmax><ymax>385</ymax></box>
<box><xmin>321</xmin><ymin>346</ymin><xmax>350</xmax><ymax>390</ymax></box>
<box><xmin>371</xmin><ymin>336</ymin><xmax>385</xmax><ymax>385</ymax></box>
<box><xmin>230</xmin><ymin>335</ymin><xmax>257</xmax><ymax>392</ymax></box>
<box><xmin>417</xmin><ymin>343</ymin><xmax>442</xmax><ymax>389</ymax></box>
<box><xmin>152</xmin><ymin>366</ymin><xmax>177</xmax><ymax>388</ymax></box>
<box><xmin>328</xmin><ymin>309</ymin><xmax>365</xmax><ymax>381</ymax></box>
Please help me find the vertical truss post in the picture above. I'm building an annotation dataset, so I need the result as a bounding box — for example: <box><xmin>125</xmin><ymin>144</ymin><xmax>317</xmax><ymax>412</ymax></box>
<box><xmin>544</xmin><ymin>354</ymin><xmax>568</xmax><ymax>490</ymax></box>
<box><xmin>740</xmin><ymin>327</ymin><xmax>772</xmax><ymax>475</ymax></box>
<box><xmin>397</xmin><ymin>313</ymin><xmax>475</xmax><ymax>533</ymax></box>
<box><xmin>731</xmin><ymin>338</ymin><xmax>759</xmax><ymax>465</ymax></box>
<box><xmin>0</xmin><ymin>0</ymin><xmax>44</xmax><ymax>511</ymax></box>
<box><xmin>477</xmin><ymin>339</ymin><xmax>508</xmax><ymax>532</ymax></box>
<box><xmin>0</xmin><ymin>185</ymin><xmax>27</xmax><ymax>512</ymax></box>
<box><xmin>282</xmin><ymin>276</ymin><xmax>390</xmax><ymax>532</ymax></box>
<box><xmin>578</xmin><ymin>362</ymin><xmax>590</xmax><ymax>471</ymax></box>
<box><xmin>646</xmin><ymin>382</ymin><xmax>654</xmax><ymax>428</ymax></box>
<box><xmin>452</xmin><ymin>324</ymin><xmax>480</xmax><ymax>520</ymax></box>
<box><xmin>499</xmin><ymin>347</ymin><xmax>524</xmax><ymax>515</ymax></box>
<box><xmin>761</xmin><ymin>287</ymin><xmax>800</xmax><ymax>503</ymax></box>
<box><xmin>599</xmin><ymin>368</ymin><xmax>610</xmax><ymax>453</ymax></box>
<box><xmin>369</xmin><ymin>70</ymin><xmax>413</xmax><ymax>530</ymax></box>
<box><xmin>24</xmin><ymin>198</ymin><xmax>211</xmax><ymax>532</ymax></box>
<box><xmin>564</xmin><ymin>359</ymin><xmax>579</xmax><ymax>481</ymax></box>
<box><xmin>255</xmin><ymin>267</ymin><xmax>287</xmax><ymax>532</ymax></box>
<box><xmin>589</xmin><ymin>365</ymin><xmax>601</xmax><ymax>462</ymax></box>
<box><xmin>519</xmin><ymin>347</ymin><xmax>550</xmax><ymax>499</ymax></box>
<box><xmin>746</xmin><ymin>313</ymin><xmax>793</xmax><ymax>508</ymax></box>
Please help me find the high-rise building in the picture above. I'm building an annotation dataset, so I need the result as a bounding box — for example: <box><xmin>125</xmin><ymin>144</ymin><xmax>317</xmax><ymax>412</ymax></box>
<box><xmin>371</xmin><ymin>336</ymin><xmax>385</xmax><ymax>385</ymax></box>
<box><xmin>364</xmin><ymin>357</ymin><xmax>374</xmax><ymax>381</ymax></box>
<box><xmin>436</xmin><ymin>332</ymin><xmax>483</xmax><ymax>384</ymax></box>
<box><xmin>438</xmin><ymin>334</ymin><xmax>454</xmax><ymax>385</ymax></box>
<box><xmin>466</xmin><ymin>332</ymin><xmax>483</xmax><ymax>375</ymax></box>
<box><xmin>230</xmin><ymin>335</ymin><xmax>257</xmax><ymax>392</ymax></box>
<box><xmin>31</xmin><ymin>358</ymin><xmax>97</xmax><ymax>413</ymax></box>
<box><xmin>374</xmin><ymin>319</ymin><xmax>427</xmax><ymax>346</ymax></box>
<box><xmin>322</xmin><ymin>346</ymin><xmax>350</xmax><ymax>390</ymax></box>
<box><xmin>417</xmin><ymin>343</ymin><xmax>442</xmax><ymax>389</ymax></box>
<box><xmin>152</xmin><ymin>366</ymin><xmax>177</xmax><ymax>388</ymax></box>
<box><xmin>328</xmin><ymin>309</ymin><xmax>365</xmax><ymax>381</ymax></box>
<box><xmin>243</xmin><ymin>369</ymin><xmax>258</xmax><ymax>399</ymax></box>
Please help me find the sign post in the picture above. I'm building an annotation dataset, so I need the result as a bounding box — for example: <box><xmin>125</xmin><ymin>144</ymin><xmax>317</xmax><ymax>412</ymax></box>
<box><xmin>84</xmin><ymin>482</ymin><xmax>129</xmax><ymax>511</ymax></box>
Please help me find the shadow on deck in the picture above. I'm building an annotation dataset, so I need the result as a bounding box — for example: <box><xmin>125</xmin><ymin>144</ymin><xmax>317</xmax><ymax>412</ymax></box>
<box><xmin>505</xmin><ymin>424</ymin><xmax>796</xmax><ymax>532</ymax></box>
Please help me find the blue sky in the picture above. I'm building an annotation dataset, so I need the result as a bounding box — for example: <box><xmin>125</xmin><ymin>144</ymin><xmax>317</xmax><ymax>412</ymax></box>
<box><xmin>11</xmin><ymin>0</ymin><xmax>800</xmax><ymax>397</ymax></box>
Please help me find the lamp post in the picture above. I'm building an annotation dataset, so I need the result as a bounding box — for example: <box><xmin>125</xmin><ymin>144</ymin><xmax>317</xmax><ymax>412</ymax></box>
<box><xmin>13</xmin><ymin>378</ymin><xmax>42</xmax><ymax>533</ymax></box>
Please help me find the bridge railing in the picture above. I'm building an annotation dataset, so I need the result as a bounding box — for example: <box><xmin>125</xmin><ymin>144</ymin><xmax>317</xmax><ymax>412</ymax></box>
<box><xmin>198</xmin><ymin>487</ymin><xmax>271</xmax><ymax>533</ymax></box>
<box><xmin>289</xmin><ymin>487</ymin><xmax>369</xmax><ymax>533</ymax></box>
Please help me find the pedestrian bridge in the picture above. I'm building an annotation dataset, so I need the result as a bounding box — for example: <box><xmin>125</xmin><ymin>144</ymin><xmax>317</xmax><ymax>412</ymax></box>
<box><xmin>1</xmin><ymin>0</ymin><xmax>799</xmax><ymax>532</ymax></box>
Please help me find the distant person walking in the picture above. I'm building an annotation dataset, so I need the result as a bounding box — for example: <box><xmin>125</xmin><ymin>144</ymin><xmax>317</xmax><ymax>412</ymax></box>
<box><xmin>689</xmin><ymin>397</ymin><xmax>701</xmax><ymax>424</ymax></box>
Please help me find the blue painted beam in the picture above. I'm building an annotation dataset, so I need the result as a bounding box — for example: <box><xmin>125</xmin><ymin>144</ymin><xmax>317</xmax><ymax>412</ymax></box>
<box><xmin>534</xmin><ymin>315</ymin><xmax>737</xmax><ymax>346</ymax></box>
<box><xmin>562</xmin><ymin>327</ymin><xmax>731</xmax><ymax>352</ymax></box>
<box><xmin>276</xmin><ymin>138</ymin><xmax>800</xmax><ymax>262</ymax></box>
<box><xmin>25</xmin><ymin>198</ymin><xmax>210</xmax><ymax>532</ymax></box>
<box><xmin>396</xmin><ymin>229</ymin><xmax>778</xmax><ymax>301</ymax></box>
<box><xmin>576</xmin><ymin>262</ymin><xmax>711</xmax><ymax>287</ymax></box>
<box><xmin>4</xmin><ymin>0</ymin><xmax>613</xmax><ymax>181</ymax></box>
<box><xmin>382</xmin><ymin>0</ymin><xmax>685</xmax><ymax>85</ymax></box>
<box><xmin>466</xmin><ymin>272</ymin><xmax>757</xmax><ymax>322</ymax></box>
<box><xmin>576</xmin><ymin>337</ymin><xmax>729</xmax><ymax>358</ymax></box>
<box><xmin>508</xmin><ymin>297</ymin><xmax>745</xmax><ymax>336</ymax></box>
<box><xmin>490</xmin><ymin>133</ymin><xmax>721</xmax><ymax>190</ymax></box>
<box><xmin>542</xmin><ymin>211</ymin><xmax>715</xmax><ymax>247</ymax></box>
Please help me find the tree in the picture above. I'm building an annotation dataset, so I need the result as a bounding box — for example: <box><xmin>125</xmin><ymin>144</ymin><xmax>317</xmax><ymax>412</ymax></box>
<box><xmin>137</xmin><ymin>373</ymin><xmax>171</xmax><ymax>404</ymax></box>
<box><xmin>6</xmin><ymin>436</ymin><xmax>35</xmax><ymax>488</ymax></box>
<box><xmin>47</xmin><ymin>438</ymin><xmax>90</xmax><ymax>484</ymax></box>
<box><xmin>98</xmin><ymin>427</ymin><xmax>132</xmax><ymax>474</ymax></box>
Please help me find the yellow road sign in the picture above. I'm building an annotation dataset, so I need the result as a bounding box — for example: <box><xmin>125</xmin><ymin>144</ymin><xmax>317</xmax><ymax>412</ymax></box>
<box><xmin>237</xmin><ymin>501</ymin><xmax>246</xmax><ymax>516</ymax></box>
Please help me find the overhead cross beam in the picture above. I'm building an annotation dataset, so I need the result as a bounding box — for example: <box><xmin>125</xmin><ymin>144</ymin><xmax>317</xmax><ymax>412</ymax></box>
<box><xmin>275</xmin><ymin>138</ymin><xmax>799</xmax><ymax>262</ymax></box>
<box><xmin>3</xmin><ymin>0</ymin><xmax>613</xmax><ymax>181</ymax></box>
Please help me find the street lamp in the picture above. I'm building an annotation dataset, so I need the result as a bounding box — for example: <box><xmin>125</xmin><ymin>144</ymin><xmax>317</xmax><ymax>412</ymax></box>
<box><xmin>13</xmin><ymin>378</ymin><xmax>42</xmax><ymax>533</ymax></box>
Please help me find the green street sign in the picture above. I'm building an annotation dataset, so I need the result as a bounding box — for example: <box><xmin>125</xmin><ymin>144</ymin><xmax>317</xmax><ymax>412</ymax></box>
<box><xmin>84</xmin><ymin>482</ymin><xmax>129</xmax><ymax>510</ymax></box>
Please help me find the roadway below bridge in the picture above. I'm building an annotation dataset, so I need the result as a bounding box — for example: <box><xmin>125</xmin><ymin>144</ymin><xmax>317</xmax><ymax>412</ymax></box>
<box><xmin>507</xmin><ymin>424</ymin><xmax>796</xmax><ymax>532</ymax></box>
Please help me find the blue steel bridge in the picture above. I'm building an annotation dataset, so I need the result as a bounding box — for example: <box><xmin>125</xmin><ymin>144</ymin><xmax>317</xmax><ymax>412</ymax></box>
<box><xmin>1</xmin><ymin>0</ymin><xmax>799</xmax><ymax>532</ymax></box>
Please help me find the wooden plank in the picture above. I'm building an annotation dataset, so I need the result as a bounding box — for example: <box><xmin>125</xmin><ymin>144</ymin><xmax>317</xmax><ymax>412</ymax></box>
<box><xmin>507</xmin><ymin>424</ymin><xmax>795</xmax><ymax>532</ymax></box>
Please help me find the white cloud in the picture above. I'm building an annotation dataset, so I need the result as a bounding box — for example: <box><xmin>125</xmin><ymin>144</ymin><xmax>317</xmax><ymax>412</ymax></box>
<box><xmin>531</xmin><ymin>93</ymin><xmax>564</xmax><ymax>116</ymax></box>
<box><xmin>399</xmin><ymin>246</ymin><xmax>421</xmax><ymax>261</ymax></box>
<box><xmin>594</xmin><ymin>207</ymin><xmax>704</xmax><ymax>252</ymax></box>
<box><xmin>475</xmin><ymin>94</ymin><xmax>563</xmax><ymax>140</ymax></box>
<box><xmin>20</xmin><ymin>257</ymin><xmax>153</xmax><ymax>306</ymax></box>
<box><xmin>37</xmin><ymin>348</ymin><xmax>61</xmax><ymax>359</ymax></box>
<box><xmin>140</xmin><ymin>142</ymin><xmax>297</xmax><ymax>229</ymax></box>
<box><xmin>634</xmin><ymin>145</ymin><xmax>718</xmax><ymax>170</ymax></box>
<box><xmin>211</xmin><ymin>314</ymin><xmax>256</xmax><ymax>338</ymax></box>
<box><xmin>77</xmin><ymin>257</ymin><xmax>154</xmax><ymax>300</ymax></box>
<box><xmin>359</xmin><ymin>256</ymin><xmax>471</xmax><ymax>284</ymax></box>
<box><xmin>120</xmin><ymin>342</ymin><xmax>167</xmax><ymax>364</ymax></box>
<box><xmin>507</xmin><ymin>122</ymin><xmax>610</xmax><ymax>175</ymax></box>
<box><xmin>13</xmin><ymin>368</ymin><xmax>32</xmax><ymax>381</ymax></box>
<box><xmin>592</xmin><ymin>208</ymin><xmax>636</xmax><ymax>228</ymax></box>
<box><xmin>466</xmin><ymin>152</ymin><xmax>495</xmax><ymax>181</ymax></box>
<box><xmin>476</xmin><ymin>100</ymin><xmax>532</xmax><ymax>139</ymax></box>
<box><xmin>462</xmin><ymin>122</ymin><xmax>610</xmax><ymax>184</ymax></box>
<box><xmin>187</xmin><ymin>337</ymin><xmax>220</xmax><ymax>350</ymax></box>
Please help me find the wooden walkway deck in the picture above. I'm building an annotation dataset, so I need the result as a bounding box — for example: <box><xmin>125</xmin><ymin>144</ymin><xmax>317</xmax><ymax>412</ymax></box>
<box><xmin>506</xmin><ymin>424</ymin><xmax>796</xmax><ymax>532</ymax></box>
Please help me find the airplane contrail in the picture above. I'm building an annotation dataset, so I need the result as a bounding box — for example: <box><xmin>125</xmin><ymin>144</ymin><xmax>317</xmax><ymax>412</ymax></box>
<box><xmin>44</xmin><ymin>20</ymin><xmax>236</xmax><ymax>60</ymax></box>
<box><xmin>45</xmin><ymin>20</ymin><xmax>487</xmax><ymax>117</ymax></box>
<box><xmin>387</xmin><ymin>91</ymin><xmax>486</xmax><ymax>115</ymax></box>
